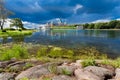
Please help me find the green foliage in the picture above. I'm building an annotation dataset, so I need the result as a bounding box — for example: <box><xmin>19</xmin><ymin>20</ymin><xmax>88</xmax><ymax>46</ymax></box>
<box><xmin>48</xmin><ymin>64</ymin><xmax>57</xmax><ymax>74</ymax></box>
<box><xmin>49</xmin><ymin>48</ymin><xmax>62</xmax><ymax>58</ymax></box>
<box><xmin>20</xmin><ymin>77</ymin><xmax>29</xmax><ymax>80</ymax></box>
<box><xmin>37</xmin><ymin>47</ymin><xmax>48</xmax><ymax>57</ymax></box>
<box><xmin>43</xmin><ymin>78</ymin><xmax>51</xmax><ymax>80</ymax></box>
<box><xmin>61</xmin><ymin>68</ymin><xmax>72</xmax><ymax>76</ymax></box>
<box><xmin>102</xmin><ymin>58</ymin><xmax>120</xmax><ymax>68</ymax></box>
<box><xmin>23</xmin><ymin>62</ymin><xmax>34</xmax><ymax>70</ymax></box>
<box><xmin>81</xmin><ymin>59</ymin><xmax>96</xmax><ymax>67</ymax></box>
<box><xmin>0</xmin><ymin>30</ymin><xmax>33</xmax><ymax>37</ymax></box>
<box><xmin>0</xmin><ymin>44</ymin><xmax>29</xmax><ymax>60</ymax></box>
<box><xmin>10</xmin><ymin>18</ymin><xmax>26</xmax><ymax>30</ymax></box>
<box><xmin>83</xmin><ymin>20</ymin><xmax>120</xmax><ymax>29</ymax></box>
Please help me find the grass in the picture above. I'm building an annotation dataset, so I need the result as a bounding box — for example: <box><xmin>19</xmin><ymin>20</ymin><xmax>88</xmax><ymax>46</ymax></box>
<box><xmin>101</xmin><ymin>58</ymin><xmax>120</xmax><ymax>68</ymax></box>
<box><xmin>51</xmin><ymin>26</ymin><xmax>76</xmax><ymax>29</ymax></box>
<box><xmin>81</xmin><ymin>58</ymin><xmax>96</xmax><ymax>67</ymax></box>
<box><xmin>0</xmin><ymin>43</ymin><xmax>111</xmax><ymax>66</ymax></box>
<box><xmin>0</xmin><ymin>44</ymin><xmax>108</xmax><ymax>61</ymax></box>
<box><xmin>0</xmin><ymin>30</ymin><xmax>33</xmax><ymax>37</ymax></box>
<box><xmin>1</xmin><ymin>43</ymin><xmax>120</xmax><ymax>68</ymax></box>
<box><xmin>0</xmin><ymin>44</ymin><xmax>29</xmax><ymax>61</ymax></box>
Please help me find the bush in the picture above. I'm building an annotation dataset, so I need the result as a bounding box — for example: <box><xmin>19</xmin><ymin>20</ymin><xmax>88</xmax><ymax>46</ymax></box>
<box><xmin>81</xmin><ymin>59</ymin><xmax>96</xmax><ymax>67</ymax></box>
<box><xmin>2</xmin><ymin>30</ymin><xmax>6</xmax><ymax>32</ymax></box>
<box><xmin>19</xmin><ymin>29</ymin><xmax>22</xmax><ymax>31</ymax></box>
<box><xmin>0</xmin><ymin>44</ymin><xmax>29</xmax><ymax>61</ymax></box>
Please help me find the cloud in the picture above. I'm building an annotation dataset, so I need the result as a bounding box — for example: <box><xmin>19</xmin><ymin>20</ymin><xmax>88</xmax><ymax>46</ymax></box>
<box><xmin>73</xmin><ymin>4</ymin><xmax>83</xmax><ymax>14</ymax></box>
<box><xmin>5</xmin><ymin>0</ymin><xmax>120</xmax><ymax>24</ymax></box>
<box><xmin>91</xmin><ymin>19</ymin><xmax>111</xmax><ymax>23</ymax></box>
<box><xmin>3</xmin><ymin>19</ymin><xmax>41</xmax><ymax>29</ymax></box>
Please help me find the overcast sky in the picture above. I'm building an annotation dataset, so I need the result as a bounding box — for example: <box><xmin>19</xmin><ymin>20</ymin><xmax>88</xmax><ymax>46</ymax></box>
<box><xmin>5</xmin><ymin>0</ymin><xmax>120</xmax><ymax>24</ymax></box>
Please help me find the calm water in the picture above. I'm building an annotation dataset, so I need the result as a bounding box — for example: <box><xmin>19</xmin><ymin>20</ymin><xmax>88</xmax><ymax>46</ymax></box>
<box><xmin>0</xmin><ymin>29</ymin><xmax>120</xmax><ymax>57</ymax></box>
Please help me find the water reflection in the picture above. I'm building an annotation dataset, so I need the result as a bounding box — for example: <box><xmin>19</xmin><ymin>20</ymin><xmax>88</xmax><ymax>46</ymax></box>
<box><xmin>0</xmin><ymin>30</ymin><xmax>120</xmax><ymax>57</ymax></box>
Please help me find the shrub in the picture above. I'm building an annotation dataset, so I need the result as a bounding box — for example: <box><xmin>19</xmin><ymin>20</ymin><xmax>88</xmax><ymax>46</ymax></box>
<box><xmin>48</xmin><ymin>64</ymin><xmax>57</xmax><ymax>74</ymax></box>
<box><xmin>37</xmin><ymin>47</ymin><xmax>48</xmax><ymax>57</ymax></box>
<box><xmin>2</xmin><ymin>30</ymin><xmax>6</xmax><ymax>32</ymax></box>
<box><xmin>61</xmin><ymin>68</ymin><xmax>72</xmax><ymax>76</ymax></box>
<box><xmin>0</xmin><ymin>44</ymin><xmax>29</xmax><ymax>61</ymax></box>
<box><xmin>49</xmin><ymin>48</ymin><xmax>63</xmax><ymax>58</ymax></box>
<box><xmin>81</xmin><ymin>59</ymin><xmax>96</xmax><ymax>67</ymax></box>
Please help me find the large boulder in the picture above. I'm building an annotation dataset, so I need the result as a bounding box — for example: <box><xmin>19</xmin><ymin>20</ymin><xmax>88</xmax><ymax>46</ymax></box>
<box><xmin>52</xmin><ymin>75</ymin><xmax>76</xmax><ymax>80</ymax></box>
<box><xmin>74</xmin><ymin>68</ymin><xmax>101</xmax><ymax>80</ymax></box>
<box><xmin>15</xmin><ymin>63</ymin><xmax>61</xmax><ymax>80</ymax></box>
<box><xmin>57</xmin><ymin>64</ymin><xmax>77</xmax><ymax>76</ymax></box>
<box><xmin>0</xmin><ymin>73</ymin><xmax>15</xmax><ymax>80</ymax></box>
<box><xmin>84</xmin><ymin>66</ymin><xmax>114</xmax><ymax>80</ymax></box>
<box><xmin>115</xmin><ymin>68</ymin><xmax>120</xmax><ymax>80</ymax></box>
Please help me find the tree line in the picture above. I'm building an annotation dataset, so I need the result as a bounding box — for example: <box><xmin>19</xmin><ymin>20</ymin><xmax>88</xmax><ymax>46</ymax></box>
<box><xmin>83</xmin><ymin>20</ymin><xmax>120</xmax><ymax>29</ymax></box>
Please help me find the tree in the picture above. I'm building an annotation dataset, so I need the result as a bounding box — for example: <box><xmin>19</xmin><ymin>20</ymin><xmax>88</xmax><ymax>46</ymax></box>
<box><xmin>83</xmin><ymin>23</ymin><xmax>89</xmax><ymax>29</ymax></box>
<box><xmin>10</xmin><ymin>18</ymin><xmax>26</xmax><ymax>30</ymax></box>
<box><xmin>108</xmin><ymin>20</ymin><xmax>119</xmax><ymax>29</ymax></box>
<box><xmin>0</xmin><ymin>0</ymin><xmax>12</xmax><ymax>31</ymax></box>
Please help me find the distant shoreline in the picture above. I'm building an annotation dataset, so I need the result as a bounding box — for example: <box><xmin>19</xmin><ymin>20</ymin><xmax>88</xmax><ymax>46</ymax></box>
<box><xmin>85</xmin><ymin>29</ymin><xmax>120</xmax><ymax>30</ymax></box>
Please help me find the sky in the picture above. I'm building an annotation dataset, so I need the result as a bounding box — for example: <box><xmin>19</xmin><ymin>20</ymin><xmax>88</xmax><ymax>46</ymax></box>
<box><xmin>5</xmin><ymin>0</ymin><xmax>120</xmax><ymax>24</ymax></box>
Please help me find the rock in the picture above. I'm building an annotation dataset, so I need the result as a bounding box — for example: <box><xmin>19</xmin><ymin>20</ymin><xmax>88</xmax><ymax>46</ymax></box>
<box><xmin>57</xmin><ymin>64</ymin><xmax>77</xmax><ymax>75</ymax></box>
<box><xmin>7</xmin><ymin>61</ymin><xmax>25</xmax><ymax>68</ymax></box>
<box><xmin>97</xmin><ymin>64</ymin><xmax>115</xmax><ymax>73</ymax></box>
<box><xmin>52</xmin><ymin>75</ymin><xmax>76</xmax><ymax>80</ymax></box>
<box><xmin>15</xmin><ymin>62</ymin><xmax>61</xmax><ymax>80</ymax></box>
<box><xmin>70</xmin><ymin>62</ymin><xmax>82</xmax><ymax>69</ymax></box>
<box><xmin>84</xmin><ymin>66</ymin><xmax>114</xmax><ymax>80</ymax></box>
<box><xmin>74</xmin><ymin>68</ymin><xmax>101</xmax><ymax>80</ymax></box>
<box><xmin>0</xmin><ymin>73</ymin><xmax>15</xmax><ymax>80</ymax></box>
<box><xmin>115</xmin><ymin>68</ymin><xmax>120</xmax><ymax>80</ymax></box>
<box><xmin>0</xmin><ymin>60</ymin><xmax>16</xmax><ymax>68</ymax></box>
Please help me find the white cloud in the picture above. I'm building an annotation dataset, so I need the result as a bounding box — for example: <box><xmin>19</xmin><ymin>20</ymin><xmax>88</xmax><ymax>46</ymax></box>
<box><xmin>92</xmin><ymin>19</ymin><xmax>111</xmax><ymax>23</ymax></box>
<box><xmin>116</xmin><ymin>18</ymin><xmax>120</xmax><ymax>21</ymax></box>
<box><xmin>73</xmin><ymin>4</ymin><xmax>83</xmax><ymax>14</ymax></box>
<box><xmin>23</xmin><ymin>21</ymin><xmax>40</xmax><ymax>29</ymax></box>
<box><xmin>3</xmin><ymin>19</ymin><xmax>44</xmax><ymax>29</ymax></box>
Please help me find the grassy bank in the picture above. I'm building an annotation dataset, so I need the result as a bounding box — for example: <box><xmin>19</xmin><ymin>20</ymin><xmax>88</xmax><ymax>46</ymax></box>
<box><xmin>0</xmin><ymin>43</ymin><xmax>107</xmax><ymax>61</ymax></box>
<box><xmin>51</xmin><ymin>26</ymin><xmax>76</xmax><ymax>29</ymax></box>
<box><xmin>0</xmin><ymin>30</ymin><xmax>34</xmax><ymax>37</ymax></box>
<box><xmin>1</xmin><ymin>43</ymin><xmax>120</xmax><ymax>68</ymax></box>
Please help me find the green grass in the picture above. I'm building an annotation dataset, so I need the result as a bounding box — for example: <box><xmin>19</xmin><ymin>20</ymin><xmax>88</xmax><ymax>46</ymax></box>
<box><xmin>1</xmin><ymin>43</ymin><xmax>120</xmax><ymax>68</ymax></box>
<box><xmin>0</xmin><ymin>44</ymin><xmax>108</xmax><ymax>62</ymax></box>
<box><xmin>0</xmin><ymin>30</ymin><xmax>33</xmax><ymax>37</ymax></box>
<box><xmin>102</xmin><ymin>58</ymin><xmax>120</xmax><ymax>68</ymax></box>
<box><xmin>51</xmin><ymin>26</ymin><xmax>76</xmax><ymax>29</ymax></box>
<box><xmin>81</xmin><ymin>58</ymin><xmax>96</xmax><ymax>67</ymax></box>
<box><xmin>0</xmin><ymin>44</ymin><xmax>29</xmax><ymax>61</ymax></box>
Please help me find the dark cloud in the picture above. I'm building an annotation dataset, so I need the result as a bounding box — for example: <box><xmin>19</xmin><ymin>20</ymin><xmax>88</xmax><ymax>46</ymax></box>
<box><xmin>5</xmin><ymin>0</ymin><xmax>120</xmax><ymax>23</ymax></box>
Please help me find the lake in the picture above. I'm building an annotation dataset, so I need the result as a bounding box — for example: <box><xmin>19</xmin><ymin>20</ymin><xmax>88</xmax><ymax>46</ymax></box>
<box><xmin>0</xmin><ymin>29</ymin><xmax>120</xmax><ymax>57</ymax></box>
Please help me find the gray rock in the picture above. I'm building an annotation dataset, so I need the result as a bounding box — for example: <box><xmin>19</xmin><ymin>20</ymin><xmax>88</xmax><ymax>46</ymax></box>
<box><xmin>57</xmin><ymin>64</ymin><xmax>77</xmax><ymax>75</ymax></box>
<box><xmin>84</xmin><ymin>66</ymin><xmax>114</xmax><ymax>80</ymax></box>
<box><xmin>16</xmin><ymin>63</ymin><xmax>61</xmax><ymax>80</ymax></box>
<box><xmin>52</xmin><ymin>75</ymin><xmax>76</xmax><ymax>80</ymax></box>
<box><xmin>0</xmin><ymin>60</ymin><xmax>16</xmax><ymax>68</ymax></box>
<box><xmin>115</xmin><ymin>68</ymin><xmax>120</xmax><ymax>80</ymax></box>
<box><xmin>74</xmin><ymin>68</ymin><xmax>101</xmax><ymax>80</ymax></box>
<box><xmin>0</xmin><ymin>73</ymin><xmax>15</xmax><ymax>80</ymax></box>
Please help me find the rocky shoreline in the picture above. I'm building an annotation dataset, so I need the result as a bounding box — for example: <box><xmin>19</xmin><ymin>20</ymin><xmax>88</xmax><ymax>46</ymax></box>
<box><xmin>0</xmin><ymin>59</ymin><xmax>120</xmax><ymax>80</ymax></box>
